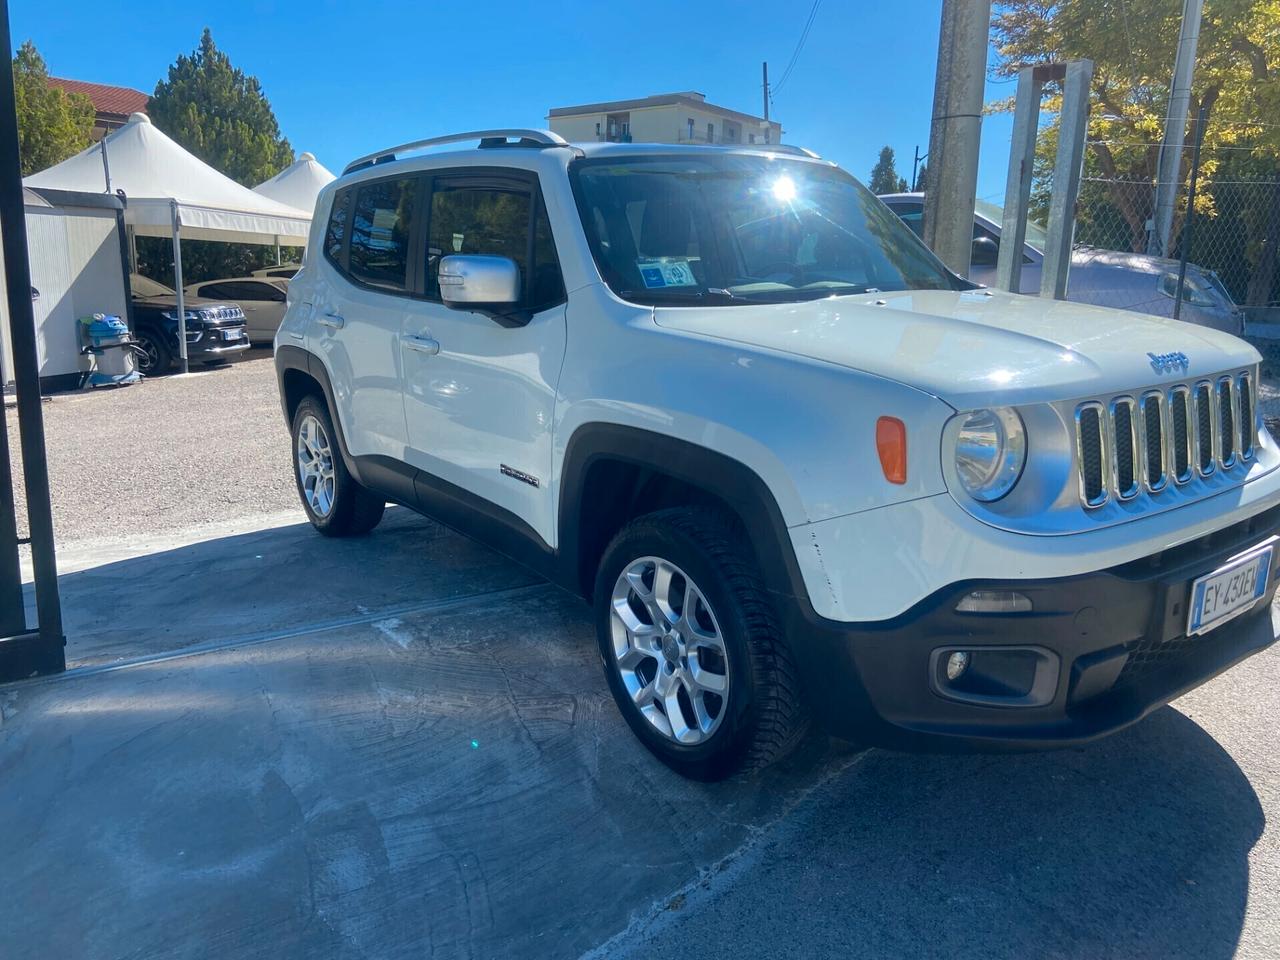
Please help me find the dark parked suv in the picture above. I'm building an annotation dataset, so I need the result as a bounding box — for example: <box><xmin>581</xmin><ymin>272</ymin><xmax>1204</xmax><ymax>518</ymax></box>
<box><xmin>130</xmin><ymin>273</ymin><xmax>250</xmax><ymax>374</ymax></box>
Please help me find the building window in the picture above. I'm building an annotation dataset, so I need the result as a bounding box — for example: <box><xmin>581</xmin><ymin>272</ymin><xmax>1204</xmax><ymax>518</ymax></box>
<box><xmin>749</xmin><ymin>133</ymin><xmax>756</xmax><ymax>144</ymax></box>
<box><xmin>687</xmin><ymin>118</ymin><xmax>694</xmax><ymax>140</ymax></box>
<box><xmin>707</xmin><ymin>123</ymin><xmax>714</xmax><ymax>143</ymax></box>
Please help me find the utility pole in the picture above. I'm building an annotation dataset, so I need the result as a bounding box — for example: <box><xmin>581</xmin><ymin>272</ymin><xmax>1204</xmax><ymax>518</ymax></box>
<box><xmin>762</xmin><ymin>61</ymin><xmax>770</xmax><ymax>122</ymax></box>
<box><xmin>923</xmin><ymin>0</ymin><xmax>992</xmax><ymax>276</ymax></box>
<box><xmin>1149</xmin><ymin>0</ymin><xmax>1204</xmax><ymax>257</ymax></box>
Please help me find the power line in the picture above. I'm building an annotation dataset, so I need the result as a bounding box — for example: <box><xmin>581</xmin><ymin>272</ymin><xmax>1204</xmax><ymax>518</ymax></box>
<box><xmin>772</xmin><ymin>0</ymin><xmax>822</xmax><ymax>97</ymax></box>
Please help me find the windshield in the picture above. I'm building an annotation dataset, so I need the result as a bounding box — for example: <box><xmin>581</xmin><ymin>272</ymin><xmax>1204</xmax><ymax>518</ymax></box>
<box><xmin>570</xmin><ymin>155</ymin><xmax>959</xmax><ymax>305</ymax></box>
<box><xmin>130</xmin><ymin>273</ymin><xmax>176</xmax><ymax>298</ymax></box>
<box><xmin>974</xmin><ymin>198</ymin><xmax>1048</xmax><ymax>253</ymax></box>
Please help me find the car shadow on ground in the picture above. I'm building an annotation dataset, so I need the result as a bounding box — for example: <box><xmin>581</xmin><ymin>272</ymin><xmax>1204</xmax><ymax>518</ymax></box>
<box><xmin>615</xmin><ymin>705</ymin><xmax>1265</xmax><ymax>960</ymax></box>
<box><xmin>5</xmin><ymin>511</ymin><xmax>1267</xmax><ymax>959</ymax></box>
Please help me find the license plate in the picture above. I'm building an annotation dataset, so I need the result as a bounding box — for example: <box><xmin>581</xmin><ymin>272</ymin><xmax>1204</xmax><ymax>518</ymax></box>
<box><xmin>1187</xmin><ymin>543</ymin><xmax>1274</xmax><ymax>636</ymax></box>
<box><xmin>222</xmin><ymin>328</ymin><xmax>243</xmax><ymax>341</ymax></box>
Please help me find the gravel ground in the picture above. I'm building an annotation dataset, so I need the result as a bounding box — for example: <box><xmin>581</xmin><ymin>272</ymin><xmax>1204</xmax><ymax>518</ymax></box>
<box><xmin>4</xmin><ymin>349</ymin><xmax>296</xmax><ymax>546</ymax></box>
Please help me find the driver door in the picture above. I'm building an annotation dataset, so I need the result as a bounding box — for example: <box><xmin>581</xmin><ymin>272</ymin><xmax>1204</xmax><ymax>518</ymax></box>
<box><xmin>399</xmin><ymin>170</ymin><xmax>567</xmax><ymax>544</ymax></box>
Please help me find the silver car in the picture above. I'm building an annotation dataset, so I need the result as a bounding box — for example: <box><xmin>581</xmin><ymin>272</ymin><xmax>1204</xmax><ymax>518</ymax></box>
<box><xmin>879</xmin><ymin>192</ymin><xmax>1243</xmax><ymax>334</ymax></box>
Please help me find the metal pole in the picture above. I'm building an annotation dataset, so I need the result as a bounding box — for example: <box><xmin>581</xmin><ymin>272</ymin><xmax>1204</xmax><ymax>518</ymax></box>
<box><xmin>923</xmin><ymin>0</ymin><xmax>992</xmax><ymax>276</ymax></box>
<box><xmin>170</xmin><ymin>200</ymin><xmax>189</xmax><ymax>374</ymax></box>
<box><xmin>274</xmin><ymin>237</ymin><xmax>281</xmax><ymax>265</ymax></box>
<box><xmin>762</xmin><ymin>61</ymin><xmax>770</xmax><ymax>122</ymax></box>
<box><xmin>1041</xmin><ymin>59</ymin><xmax>1093</xmax><ymax>300</ymax></box>
<box><xmin>1173</xmin><ymin>106</ymin><xmax>1209</xmax><ymax>322</ymax></box>
<box><xmin>1150</xmin><ymin>0</ymin><xmax>1204</xmax><ymax>257</ymax></box>
<box><xmin>995</xmin><ymin>64</ymin><xmax>1047</xmax><ymax>293</ymax></box>
<box><xmin>0</xmin><ymin>0</ymin><xmax>65</xmax><ymax>678</ymax></box>
<box><xmin>99</xmin><ymin>137</ymin><xmax>111</xmax><ymax>194</ymax></box>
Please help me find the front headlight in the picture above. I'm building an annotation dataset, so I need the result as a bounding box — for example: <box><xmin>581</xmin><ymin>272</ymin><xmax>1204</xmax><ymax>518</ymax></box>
<box><xmin>954</xmin><ymin>407</ymin><xmax>1026</xmax><ymax>502</ymax></box>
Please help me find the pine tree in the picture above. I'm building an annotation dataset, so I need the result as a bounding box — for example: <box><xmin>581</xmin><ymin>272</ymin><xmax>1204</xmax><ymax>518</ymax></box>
<box><xmin>12</xmin><ymin>40</ymin><xmax>95</xmax><ymax>176</ymax></box>
<box><xmin>868</xmin><ymin>146</ymin><xmax>909</xmax><ymax>194</ymax></box>
<box><xmin>149</xmin><ymin>28</ymin><xmax>293</xmax><ymax>187</ymax></box>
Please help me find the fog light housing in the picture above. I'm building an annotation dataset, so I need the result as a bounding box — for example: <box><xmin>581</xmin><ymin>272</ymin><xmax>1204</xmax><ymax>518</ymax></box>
<box><xmin>929</xmin><ymin>645</ymin><xmax>1059</xmax><ymax>707</ymax></box>
<box><xmin>955</xmin><ymin>590</ymin><xmax>1032</xmax><ymax>614</ymax></box>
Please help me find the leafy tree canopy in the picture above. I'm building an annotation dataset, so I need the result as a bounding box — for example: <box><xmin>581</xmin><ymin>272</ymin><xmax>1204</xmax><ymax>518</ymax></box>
<box><xmin>991</xmin><ymin>0</ymin><xmax>1280</xmax><ymax>303</ymax></box>
<box><xmin>149</xmin><ymin>27</ymin><xmax>293</xmax><ymax>187</ymax></box>
<box><xmin>12</xmin><ymin>40</ymin><xmax>95</xmax><ymax>176</ymax></box>
<box><xmin>868</xmin><ymin>145</ymin><xmax>909</xmax><ymax>193</ymax></box>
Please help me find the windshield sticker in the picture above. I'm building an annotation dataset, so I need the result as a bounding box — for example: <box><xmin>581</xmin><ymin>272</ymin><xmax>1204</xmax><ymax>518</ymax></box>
<box><xmin>637</xmin><ymin>259</ymin><xmax>698</xmax><ymax>288</ymax></box>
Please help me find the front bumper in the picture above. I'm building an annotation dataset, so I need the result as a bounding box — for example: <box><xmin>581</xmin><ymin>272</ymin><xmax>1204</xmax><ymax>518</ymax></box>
<box><xmin>788</xmin><ymin>503</ymin><xmax>1280</xmax><ymax>750</ymax></box>
<box><xmin>190</xmin><ymin>327</ymin><xmax>250</xmax><ymax>360</ymax></box>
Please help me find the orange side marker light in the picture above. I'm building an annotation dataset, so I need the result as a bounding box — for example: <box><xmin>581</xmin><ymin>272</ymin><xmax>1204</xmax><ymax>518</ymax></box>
<box><xmin>876</xmin><ymin>416</ymin><xmax>907</xmax><ymax>484</ymax></box>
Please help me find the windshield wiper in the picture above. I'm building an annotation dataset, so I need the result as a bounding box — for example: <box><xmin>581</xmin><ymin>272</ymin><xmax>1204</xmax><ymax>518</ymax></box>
<box><xmin>619</xmin><ymin>289</ymin><xmax>745</xmax><ymax>306</ymax></box>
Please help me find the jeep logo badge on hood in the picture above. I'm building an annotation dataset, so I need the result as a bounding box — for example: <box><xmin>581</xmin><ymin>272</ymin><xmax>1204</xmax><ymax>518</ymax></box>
<box><xmin>1148</xmin><ymin>351</ymin><xmax>1190</xmax><ymax>373</ymax></box>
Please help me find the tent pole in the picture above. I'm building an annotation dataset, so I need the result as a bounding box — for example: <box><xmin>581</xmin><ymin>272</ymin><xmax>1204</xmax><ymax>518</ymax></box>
<box><xmin>170</xmin><ymin>200</ymin><xmax>188</xmax><ymax>375</ymax></box>
<box><xmin>275</xmin><ymin>236</ymin><xmax>281</xmax><ymax>265</ymax></box>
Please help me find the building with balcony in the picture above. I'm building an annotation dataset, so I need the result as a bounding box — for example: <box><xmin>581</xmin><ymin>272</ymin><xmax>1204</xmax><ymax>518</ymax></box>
<box><xmin>547</xmin><ymin>92</ymin><xmax>781</xmax><ymax>147</ymax></box>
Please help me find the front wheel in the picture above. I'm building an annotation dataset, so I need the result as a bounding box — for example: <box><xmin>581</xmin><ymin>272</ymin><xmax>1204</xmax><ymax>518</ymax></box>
<box><xmin>134</xmin><ymin>329</ymin><xmax>172</xmax><ymax>376</ymax></box>
<box><xmin>594</xmin><ymin>507</ymin><xmax>810</xmax><ymax>780</ymax></box>
<box><xmin>291</xmin><ymin>396</ymin><xmax>386</xmax><ymax>537</ymax></box>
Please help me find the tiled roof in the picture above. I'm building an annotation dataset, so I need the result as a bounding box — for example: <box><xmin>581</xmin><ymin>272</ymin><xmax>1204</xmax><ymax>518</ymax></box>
<box><xmin>48</xmin><ymin>77</ymin><xmax>150</xmax><ymax>118</ymax></box>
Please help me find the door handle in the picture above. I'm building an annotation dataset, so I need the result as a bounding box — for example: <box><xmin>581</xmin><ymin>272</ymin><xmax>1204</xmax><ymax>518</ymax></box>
<box><xmin>317</xmin><ymin>313</ymin><xmax>345</xmax><ymax>329</ymax></box>
<box><xmin>401</xmin><ymin>334</ymin><xmax>440</xmax><ymax>356</ymax></box>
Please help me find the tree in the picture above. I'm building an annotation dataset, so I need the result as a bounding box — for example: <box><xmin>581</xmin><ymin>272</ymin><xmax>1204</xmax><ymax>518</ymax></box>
<box><xmin>149</xmin><ymin>28</ymin><xmax>293</xmax><ymax>187</ymax></box>
<box><xmin>12</xmin><ymin>40</ymin><xmax>94</xmax><ymax>176</ymax></box>
<box><xmin>868</xmin><ymin>146</ymin><xmax>909</xmax><ymax>193</ymax></box>
<box><xmin>913</xmin><ymin>161</ymin><xmax>929</xmax><ymax>193</ymax></box>
<box><xmin>142</xmin><ymin>29</ymin><xmax>297</xmax><ymax>283</ymax></box>
<box><xmin>991</xmin><ymin>0</ymin><xmax>1280</xmax><ymax>305</ymax></box>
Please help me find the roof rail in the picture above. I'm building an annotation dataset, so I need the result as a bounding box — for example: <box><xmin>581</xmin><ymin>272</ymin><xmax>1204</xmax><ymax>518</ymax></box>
<box><xmin>343</xmin><ymin>129</ymin><xmax>571</xmax><ymax>175</ymax></box>
<box><xmin>737</xmin><ymin>143</ymin><xmax>822</xmax><ymax>159</ymax></box>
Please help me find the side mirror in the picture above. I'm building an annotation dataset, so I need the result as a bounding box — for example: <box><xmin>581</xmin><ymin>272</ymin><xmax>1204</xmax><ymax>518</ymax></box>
<box><xmin>971</xmin><ymin>235</ymin><xmax>999</xmax><ymax>267</ymax></box>
<box><xmin>439</xmin><ymin>255</ymin><xmax>521</xmax><ymax>313</ymax></box>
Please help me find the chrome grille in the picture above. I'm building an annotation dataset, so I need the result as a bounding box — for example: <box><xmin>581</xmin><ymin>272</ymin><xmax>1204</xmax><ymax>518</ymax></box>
<box><xmin>1074</xmin><ymin>370</ymin><xmax>1259</xmax><ymax>508</ymax></box>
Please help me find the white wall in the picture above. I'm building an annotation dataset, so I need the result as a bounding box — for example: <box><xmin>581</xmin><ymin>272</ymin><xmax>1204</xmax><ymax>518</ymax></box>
<box><xmin>0</xmin><ymin>204</ymin><xmax>127</xmax><ymax>386</ymax></box>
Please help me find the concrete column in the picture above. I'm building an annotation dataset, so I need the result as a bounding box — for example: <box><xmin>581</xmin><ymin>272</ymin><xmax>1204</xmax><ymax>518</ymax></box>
<box><xmin>923</xmin><ymin>0</ymin><xmax>992</xmax><ymax>277</ymax></box>
<box><xmin>1149</xmin><ymin>0</ymin><xmax>1204</xmax><ymax>257</ymax></box>
<box><xmin>1041</xmin><ymin>60</ymin><xmax>1093</xmax><ymax>300</ymax></box>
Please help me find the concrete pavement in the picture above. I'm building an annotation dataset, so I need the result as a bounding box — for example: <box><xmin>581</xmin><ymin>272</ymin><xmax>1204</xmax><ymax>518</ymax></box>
<box><xmin>4</xmin><ymin>508</ymin><xmax>1279</xmax><ymax>959</ymax></box>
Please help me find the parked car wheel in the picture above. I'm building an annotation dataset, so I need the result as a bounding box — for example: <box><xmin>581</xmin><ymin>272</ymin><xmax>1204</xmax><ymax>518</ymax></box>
<box><xmin>291</xmin><ymin>396</ymin><xmax>386</xmax><ymax>537</ymax></box>
<box><xmin>594</xmin><ymin>507</ymin><xmax>810</xmax><ymax>780</ymax></box>
<box><xmin>134</xmin><ymin>328</ymin><xmax>171</xmax><ymax>376</ymax></box>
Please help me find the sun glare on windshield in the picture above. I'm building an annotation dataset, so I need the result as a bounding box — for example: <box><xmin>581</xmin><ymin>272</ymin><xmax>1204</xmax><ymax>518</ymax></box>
<box><xmin>771</xmin><ymin>175</ymin><xmax>797</xmax><ymax>203</ymax></box>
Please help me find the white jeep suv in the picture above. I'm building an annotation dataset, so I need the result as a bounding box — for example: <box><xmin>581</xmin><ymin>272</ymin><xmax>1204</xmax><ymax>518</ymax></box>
<box><xmin>275</xmin><ymin>129</ymin><xmax>1280</xmax><ymax>780</ymax></box>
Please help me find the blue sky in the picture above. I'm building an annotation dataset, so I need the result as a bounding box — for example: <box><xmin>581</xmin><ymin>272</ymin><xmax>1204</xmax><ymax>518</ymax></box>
<box><xmin>13</xmin><ymin>0</ymin><xmax>1016</xmax><ymax>201</ymax></box>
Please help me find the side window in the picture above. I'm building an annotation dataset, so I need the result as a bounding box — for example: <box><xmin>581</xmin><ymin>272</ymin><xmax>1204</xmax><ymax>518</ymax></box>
<box><xmin>201</xmin><ymin>282</ymin><xmax>234</xmax><ymax>300</ymax></box>
<box><xmin>348</xmin><ymin>178</ymin><xmax>419</xmax><ymax>292</ymax></box>
<box><xmin>887</xmin><ymin>202</ymin><xmax>924</xmax><ymax>239</ymax></box>
<box><xmin>324</xmin><ymin>190</ymin><xmax>350</xmax><ymax>267</ymax></box>
<box><xmin>244</xmin><ymin>281</ymin><xmax>286</xmax><ymax>302</ymax></box>
<box><xmin>426</xmin><ymin>183</ymin><xmax>530</xmax><ymax>300</ymax></box>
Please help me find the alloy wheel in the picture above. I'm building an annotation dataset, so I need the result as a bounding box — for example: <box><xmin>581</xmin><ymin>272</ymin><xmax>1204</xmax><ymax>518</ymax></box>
<box><xmin>297</xmin><ymin>414</ymin><xmax>336</xmax><ymax>517</ymax></box>
<box><xmin>609</xmin><ymin>556</ymin><xmax>730</xmax><ymax>744</ymax></box>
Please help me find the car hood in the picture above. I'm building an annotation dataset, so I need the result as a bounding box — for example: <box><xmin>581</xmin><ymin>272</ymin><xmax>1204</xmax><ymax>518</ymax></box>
<box><xmin>652</xmin><ymin>288</ymin><xmax>1259</xmax><ymax>410</ymax></box>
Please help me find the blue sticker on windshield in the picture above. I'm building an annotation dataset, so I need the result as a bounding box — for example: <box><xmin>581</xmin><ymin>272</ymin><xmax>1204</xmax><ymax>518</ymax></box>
<box><xmin>638</xmin><ymin>259</ymin><xmax>697</xmax><ymax>288</ymax></box>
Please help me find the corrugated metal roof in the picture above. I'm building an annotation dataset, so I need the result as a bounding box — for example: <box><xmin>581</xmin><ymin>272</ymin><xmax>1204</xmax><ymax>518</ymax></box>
<box><xmin>48</xmin><ymin>77</ymin><xmax>150</xmax><ymax>119</ymax></box>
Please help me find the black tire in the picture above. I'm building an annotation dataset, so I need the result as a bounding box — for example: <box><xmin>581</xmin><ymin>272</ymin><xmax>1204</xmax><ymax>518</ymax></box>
<box><xmin>594</xmin><ymin>506</ymin><xmax>810</xmax><ymax>780</ymax></box>
<box><xmin>135</xmin><ymin>328</ymin><xmax>172</xmax><ymax>376</ymax></box>
<box><xmin>290</xmin><ymin>395</ymin><xmax>386</xmax><ymax>537</ymax></box>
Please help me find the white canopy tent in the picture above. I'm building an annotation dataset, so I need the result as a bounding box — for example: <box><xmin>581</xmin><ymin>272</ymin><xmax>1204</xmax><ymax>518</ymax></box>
<box><xmin>25</xmin><ymin>112</ymin><xmax>311</xmax><ymax>371</ymax></box>
<box><xmin>253</xmin><ymin>151</ymin><xmax>335</xmax><ymax>216</ymax></box>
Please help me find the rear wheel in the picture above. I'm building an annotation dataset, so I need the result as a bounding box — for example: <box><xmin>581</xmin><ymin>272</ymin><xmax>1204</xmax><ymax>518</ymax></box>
<box><xmin>291</xmin><ymin>396</ymin><xmax>385</xmax><ymax>537</ymax></box>
<box><xmin>594</xmin><ymin>507</ymin><xmax>810</xmax><ymax>780</ymax></box>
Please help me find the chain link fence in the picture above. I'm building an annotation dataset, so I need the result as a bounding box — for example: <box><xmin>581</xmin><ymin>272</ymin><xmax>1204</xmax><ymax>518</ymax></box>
<box><xmin>1073</xmin><ymin>137</ymin><xmax>1280</xmax><ymax>428</ymax></box>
